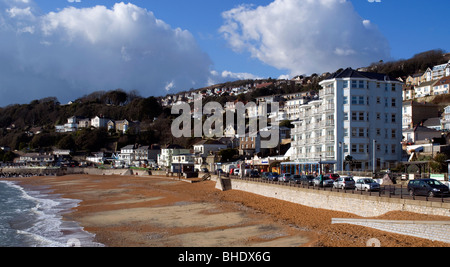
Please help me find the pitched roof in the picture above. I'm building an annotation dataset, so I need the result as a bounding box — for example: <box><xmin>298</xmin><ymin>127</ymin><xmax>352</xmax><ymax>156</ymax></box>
<box><xmin>416</xmin><ymin>80</ymin><xmax>438</xmax><ymax>88</ymax></box>
<box><xmin>325</xmin><ymin>68</ymin><xmax>399</xmax><ymax>82</ymax></box>
<box><xmin>194</xmin><ymin>139</ymin><xmax>226</xmax><ymax>146</ymax></box>
<box><xmin>435</xmin><ymin>76</ymin><xmax>450</xmax><ymax>86</ymax></box>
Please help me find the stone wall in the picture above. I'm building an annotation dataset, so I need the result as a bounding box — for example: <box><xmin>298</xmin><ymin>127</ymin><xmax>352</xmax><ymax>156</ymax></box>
<box><xmin>332</xmin><ymin>218</ymin><xmax>450</xmax><ymax>244</ymax></box>
<box><xmin>228</xmin><ymin>179</ymin><xmax>450</xmax><ymax>218</ymax></box>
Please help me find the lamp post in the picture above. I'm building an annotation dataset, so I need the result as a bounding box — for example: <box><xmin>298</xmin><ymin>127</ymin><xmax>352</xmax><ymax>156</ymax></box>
<box><xmin>373</xmin><ymin>140</ymin><xmax>377</xmax><ymax>175</ymax></box>
<box><xmin>339</xmin><ymin>142</ymin><xmax>343</xmax><ymax>172</ymax></box>
<box><xmin>319</xmin><ymin>154</ymin><xmax>322</xmax><ymax>175</ymax></box>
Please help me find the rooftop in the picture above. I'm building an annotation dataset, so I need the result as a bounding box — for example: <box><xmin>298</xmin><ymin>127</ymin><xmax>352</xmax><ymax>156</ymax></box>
<box><xmin>324</xmin><ymin>68</ymin><xmax>400</xmax><ymax>82</ymax></box>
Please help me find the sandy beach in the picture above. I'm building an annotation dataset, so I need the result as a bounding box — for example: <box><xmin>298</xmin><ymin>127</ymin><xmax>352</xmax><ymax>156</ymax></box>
<box><xmin>11</xmin><ymin>174</ymin><xmax>450</xmax><ymax>247</ymax></box>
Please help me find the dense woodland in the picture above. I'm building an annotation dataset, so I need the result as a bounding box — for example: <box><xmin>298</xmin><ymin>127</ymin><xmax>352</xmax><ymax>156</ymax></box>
<box><xmin>0</xmin><ymin>49</ymin><xmax>448</xmax><ymax>157</ymax></box>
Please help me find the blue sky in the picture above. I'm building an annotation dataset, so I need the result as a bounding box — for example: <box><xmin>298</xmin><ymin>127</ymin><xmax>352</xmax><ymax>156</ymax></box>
<box><xmin>0</xmin><ymin>0</ymin><xmax>448</xmax><ymax>106</ymax></box>
<box><xmin>34</xmin><ymin>0</ymin><xmax>448</xmax><ymax>77</ymax></box>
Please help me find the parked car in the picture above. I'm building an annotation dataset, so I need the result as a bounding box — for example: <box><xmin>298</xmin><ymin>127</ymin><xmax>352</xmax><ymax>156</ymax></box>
<box><xmin>407</xmin><ymin>179</ymin><xmax>450</xmax><ymax>197</ymax></box>
<box><xmin>355</xmin><ymin>178</ymin><xmax>380</xmax><ymax>192</ymax></box>
<box><xmin>261</xmin><ymin>172</ymin><xmax>270</xmax><ymax>180</ymax></box>
<box><xmin>201</xmin><ymin>168</ymin><xmax>209</xmax><ymax>173</ymax></box>
<box><xmin>250</xmin><ymin>170</ymin><xmax>260</xmax><ymax>178</ymax></box>
<box><xmin>233</xmin><ymin>169</ymin><xmax>240</xmax><ymax>176</ymax></box>
<box><xmin>313</xmin><ymin>176</ymin><xmax>334</xmax><ymax>187</ymax></box>
<box><xmin>333</xmin><ymin>177</ymin><xmax>356</xmax><ymax>189</ymax></box>
<box><xmin>299</xmin><ymin>174</ymin><xmax>315</xmax><ymax>186</ymax></box>
<box><xmin>279</xmin><ymin>173</ymin><xmax>292</xmax><ymax>182</ymax></box>
<box><xmin>289</xmin><ymin>174</ymin><xmax>302</xmax><ymax>184</ymax></box>
<box><xmin>324</xmin><ymin>173</ymin><xmax>340</xmax><ymax>181</ymax></box>
<box><xmin>267</xmin><ymin>172</ymin><xmax>279</xmax><ymax>181</ymax></box>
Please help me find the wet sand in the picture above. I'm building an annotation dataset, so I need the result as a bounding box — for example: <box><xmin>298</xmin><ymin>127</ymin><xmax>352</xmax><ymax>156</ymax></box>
<box><xmin>13</xmin><ymin>174</ymin><xmax>450</xmax><ymax>247</ymax></box>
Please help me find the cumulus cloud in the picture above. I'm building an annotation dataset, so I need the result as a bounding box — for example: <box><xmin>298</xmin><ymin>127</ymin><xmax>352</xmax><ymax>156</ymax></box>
<box><xmin>0</xmin><ymin>0</ymin><xmax>213</xmax><ymax>106</ymax></box>
<box><xmin>220</xmin><ymin>0</ymin><xmax>391</xmax><ymax>76</ymax></box>
<box><xmin>208</xmin><ymin>70</ymin><xmax>262</xmax><ymax>85</ymax></box>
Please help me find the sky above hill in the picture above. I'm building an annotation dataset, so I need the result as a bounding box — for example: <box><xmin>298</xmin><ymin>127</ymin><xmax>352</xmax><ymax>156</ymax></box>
<box><xmin>0</xmin><ymin>0</ymin><xmax>448</xmax><ymax>106</ymax></box>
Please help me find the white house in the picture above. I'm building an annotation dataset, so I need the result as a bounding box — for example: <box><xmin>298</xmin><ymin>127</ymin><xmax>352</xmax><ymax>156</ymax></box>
<box><xmin>441</xmin><ymin>106</ymin><xmax>450</xmax><ymax>131</ymax></box>
<box><xmin>433</xmin><ymin>76</ymin><xmax>450</xmax><ymax>96</ymax></box>
<box><xmin>425</xmin><ymin>60</ymin><xmax>450</xmax><ymax>82</ymax></box>
<box><xmin>91</xmin><ymin>116</ymin><xmax>110</xmax><ymax>128</ymax></box>
<box><xmin>193</xmin><ymin>139</ymin><xmax>227</xmax><ymax>157</ymax></box>
<box><xmin>157</xmin><ymin>144</ymin><xmax>191</xmax><ymax>169</ymax></box>
<box><xmin>414</xmin><ymin>80</ymin><xmax>438</xmax><ymax>98</ymax></box>
<box><xmin>118</xmin><ymin>145</ymin><xmax>135</xmax><ymax>166</ymax></box>
<box><xmin>290</xmin><ymin>68</ymin><xmax>403</xmax><ymax>171</ymax></box>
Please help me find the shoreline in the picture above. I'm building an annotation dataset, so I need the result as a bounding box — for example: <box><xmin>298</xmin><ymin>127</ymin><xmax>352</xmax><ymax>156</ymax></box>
<box><xmin>7</xmin><ymin>174</ymin><xmax>450</xmax><ymax>247</ymax></box>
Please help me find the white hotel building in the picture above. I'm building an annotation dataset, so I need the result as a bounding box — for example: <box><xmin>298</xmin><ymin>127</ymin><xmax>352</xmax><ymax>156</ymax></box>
<box><xmin>290</xmin><ymin>68</ymin><xmax>403</xmax><ymax>172</ymax></box>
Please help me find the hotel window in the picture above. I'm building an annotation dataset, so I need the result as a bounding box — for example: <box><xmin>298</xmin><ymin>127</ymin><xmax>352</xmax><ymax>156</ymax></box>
<box><xmin>359</xmin><ymin>112</ymin><xmax>365</xmax><ymax>121</ymax></box>
<box><xmin>359</xmin><ymin>144</ymin><xmax>365</xmax><ymax>153</ymax></box>
<box><xmin>343</xmin><ymin>81</ymin><xmax>349</xmax><ymax>88</ymax></box>
<box><xmin>352</xmin><ymin>96</ymin><xmax>358</xmax><ymax>104</ymax></box>
<box><xmin>377</xmin><ymin>97</ymin><xmax>381</xmax><ymax>104</ymax></box>
<box><xmin>376</xmin><ymin>129</ymin><xmax>381</xmax><ymax>136</ymax></box>
<box><xmin>359</xmin><ymin>96</ymin><xmax>364</xmax><ymax>105</ymax></box>
<box><xmin>343</xmin><ymin>96</ymin><xmax>348</xmax><ymax>104</ymax></box>
<box><xmin>344</xmin><ymin>128</ymin><xmax>348</xmax><ymax>137</ymax></box>
<box><xmin>391</xmin><ymin>145</ymin><xmax>396</xmax><ymax>154</ymax></box>
<box><xmin>352</xmin><ymin>144</ymin><xmax>357</xmax><ymax>153</ymax></box>
<box><xmin>359</xmin><ymin>81</ymin><xmax>364</xmax><ymax>89</ymax></box>
<box><xmin>391</xmin><ymin>114</ymin><xmax>396</xmax><ymax>123</ymax></box>
<box><xmin>376</xmin><ymin>113</ymin><xmax>381</xmax><ymax>120</ymax></box>
<box><xmin>392</xmin><ymin>98</ymin><xmax>396</xmax><ymax>107</ymax></box>
<box><xmin>359</xmin><ymin>128</ymin><xmax>365</xmax><ymax>137</ymax></box>
<box><xmin>352</xmin><ymin>80</ymin><xmax>357</xmax><ymax>88</ymax></box>
<box><xmin>344</xmin><ymin>112</ymin><xmax>349</xmax><ymax>121</ymax></box>
<box><xmin>392</xmin><ymin>84</ymin><xmax>396</xmax><ymax>91</ymax></box>
<box><xmin>392</xmin><ymin>129</ymin><xmax>396</xmax><ymax>139</ymax></box>
<box><xmin>352</xmin><ymin>112</ymin><xmax>357</xmax><ymax>121</ymax></box>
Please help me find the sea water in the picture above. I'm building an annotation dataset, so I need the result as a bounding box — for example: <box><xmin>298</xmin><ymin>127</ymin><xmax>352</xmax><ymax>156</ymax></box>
<box><xmin>0</xmin><ymin>180</ymin><xmax>103</xmax><ymax>247</ymax></box>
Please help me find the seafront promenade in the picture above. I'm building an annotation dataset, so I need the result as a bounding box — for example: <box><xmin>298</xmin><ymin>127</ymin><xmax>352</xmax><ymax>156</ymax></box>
<box><xmin>2</xmin><ymin>170</ymin><xmax>449</xmax><ymax>247</ymax></box>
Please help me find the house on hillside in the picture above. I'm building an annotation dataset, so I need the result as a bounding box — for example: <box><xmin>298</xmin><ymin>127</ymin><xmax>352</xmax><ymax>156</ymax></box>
<box><xmin>425</xmin><ymin>60</ymin><xmax>450</xmax><ymax>82</ymax></box>
<box><xmin>402</xmin><ymin>101</ymin><xmax>440</xmax><ymax>129</ymax></box>
<box><xmin>432</xmin><ymin>76</ymin><xmax>450</xmax><ymax>96</ymax></box>
<box><xmin>403</xmin><ymin>126</ymin><xmax>442</xmax><ymax>144</ymax></box>
<box><xmin>441</xmin><ymin>106</ymin><xmax>450</xmax><ymax>131</ymax></box>
<box><xmin>406</xmin><ymin>73</ymin><xmax>427</xmax><ymax>87</ymax></box>
<box><xmin>414</xmin><ymin>80</ymin><xmax>438</xmax><ymax>98</ymax></box>
<box><xmin>91</xmin><ymin>116</ymin><xmax>110</xmax><ymax>128</ymax></box>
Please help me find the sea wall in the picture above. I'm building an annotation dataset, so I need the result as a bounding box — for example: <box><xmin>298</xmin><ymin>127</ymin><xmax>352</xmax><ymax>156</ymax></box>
<box><xmin>0</xmin><ymin>167</ymin><xmax>150</xmax><ymax>177</ymax></box>
<box><xmin>228</xmin><ymin>179</ymin><xmax>450</xmax><ymax>218</ymax></box>
<box><xmin>331</xmin><ymin>218</ymin><xmax>450</xmax><ymax>244</ymax></box>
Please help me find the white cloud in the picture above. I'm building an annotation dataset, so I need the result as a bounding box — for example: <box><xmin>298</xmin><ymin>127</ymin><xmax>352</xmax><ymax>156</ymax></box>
<box><xmin>0</xmin><ymin>1</ymin><xmax>213</xmax><ymax>106</ymax></box>
<box><xmin>208</xmin><ymin>70</ymin><xmax>262</xmax><ymax>85</ymax></box>
<box><xmin>220</xmin><ymin>0</ymin><xmax>391</xmax><ymax>76</ymax></box>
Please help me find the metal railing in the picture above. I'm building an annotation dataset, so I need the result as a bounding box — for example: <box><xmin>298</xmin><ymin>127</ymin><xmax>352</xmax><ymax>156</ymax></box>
<box><xmin>227</xmin><ymin>175</ymin><xmax>450</xmax><ymax>204</ymax></box>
